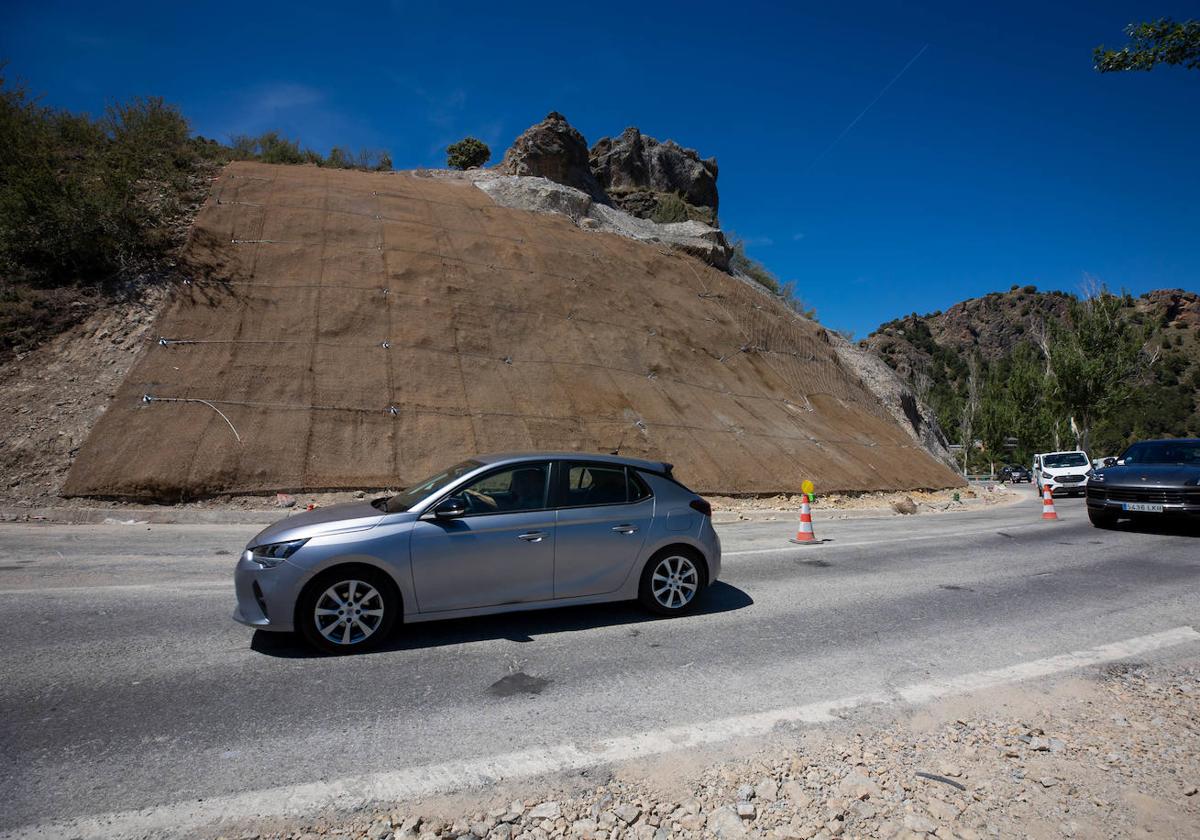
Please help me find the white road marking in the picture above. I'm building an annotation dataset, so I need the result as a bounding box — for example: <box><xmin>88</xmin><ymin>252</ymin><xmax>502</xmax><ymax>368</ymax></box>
<box><xmin>7</xmin><ymin>625</ymin><xmax>1197</xmax><ymax>840</ymax></box>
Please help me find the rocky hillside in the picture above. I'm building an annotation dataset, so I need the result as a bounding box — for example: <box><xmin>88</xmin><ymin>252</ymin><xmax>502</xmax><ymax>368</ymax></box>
<box><xmin>59</xmin><ymin>160</ymin><xmax>961</xmax><ymax>501</ymax></box>
<box><xmin>864</xmin><ymin>286</ymin><xmax>1200</xmax><ymax>455</ymax></box>
<box><xmin>496</xmin><ymin>112</ymin><xmax>720</xmax><ymax>227</ymax></box>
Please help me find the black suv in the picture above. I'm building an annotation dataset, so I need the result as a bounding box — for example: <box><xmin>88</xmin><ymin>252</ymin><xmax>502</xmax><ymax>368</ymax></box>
<box><xmin>1085</xmin><ymin>439</ymin><xmax>1200</xmax><ymax>528</ymax></box>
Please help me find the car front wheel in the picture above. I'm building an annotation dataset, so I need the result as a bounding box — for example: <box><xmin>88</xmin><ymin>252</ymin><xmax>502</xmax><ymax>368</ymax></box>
<box><xmin>638</xmin><ymin>549</ymin><xmax>706</xmax><ymax>616</ymax></box>
<box><xmin>297</xmin><ymin>567</ymin><xmax>399</xmax><ymax>654</ymax></box>
<box><xmin>1088</xmin><ymin>508</ymin><xmax>1117</xmax><ymax>529</ymax></box>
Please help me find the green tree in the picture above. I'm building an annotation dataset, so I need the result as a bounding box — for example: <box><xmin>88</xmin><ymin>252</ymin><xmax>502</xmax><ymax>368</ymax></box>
<box><xmin>977</xmin><ymin>365</ymin><xmax>1014</xmax><ymax>477</ymax></box>
<box><xmin>1003</xmin><ymin>343</ymin><xmax>1054</xmax><ymax>460</ymax></box>
<box><xmin>446</xmin><ymin>137</ymin><xmax>491</xmax><ymax>169</ymax></box>
<box><xmin>1047</xmin><ymin>288</ymin><xmax>1151</xmax><ymax>454</ymax></box>
<box><xmin>256</xmin><ymin>131</ymin><xmax>305</xmax><ymax>165</ymax></box>
<box><xmin>326</xmin><ymin>146</ymin><xmax>351</xmax><ymax>169</ymax></box>
<box><xmin>1095</xmin><ymin>18</ymin><xmax>1200</xmax><ymax>72</ymax></box>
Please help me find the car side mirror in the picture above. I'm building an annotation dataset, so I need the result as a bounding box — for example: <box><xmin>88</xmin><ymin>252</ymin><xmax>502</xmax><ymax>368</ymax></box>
<box><xmin>433</xmin><ymin>497</ymin><xmax>467</xmax><ymax>519</ymax></box>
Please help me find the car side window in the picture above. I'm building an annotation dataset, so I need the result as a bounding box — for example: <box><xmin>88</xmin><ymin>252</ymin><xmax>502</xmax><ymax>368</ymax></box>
<box><xmin>628</xmin><ymin>470</ymin><xmax>651</xmax><ymax>502</ymax></box>
<box><xmin>454</xmin><ymin>463</ymin><xmax>550</xmax><ymax>515</ymax></box>
<box><xmin>569</xmin><ymin>464</ymin><xmax>627</xmax><ymax>505</ymax></box>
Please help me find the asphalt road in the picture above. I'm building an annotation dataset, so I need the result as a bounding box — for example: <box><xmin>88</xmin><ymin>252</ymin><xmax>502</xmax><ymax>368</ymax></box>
<box><xmin>2</xmin><ymin>489</ymin><xmax>1198</xmax><ymax>835</ymax></box>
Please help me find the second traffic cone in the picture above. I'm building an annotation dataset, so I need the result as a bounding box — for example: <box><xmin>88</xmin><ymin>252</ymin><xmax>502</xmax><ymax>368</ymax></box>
<box><xmin>790</xmin><ymin>494</ymin><xmax>818</xmax><ymax>543</ymax></box>
<box><xmin>1041</xmin><ymin>484</ymin><xmax>1058</xmax><ymax>520</ymax></box>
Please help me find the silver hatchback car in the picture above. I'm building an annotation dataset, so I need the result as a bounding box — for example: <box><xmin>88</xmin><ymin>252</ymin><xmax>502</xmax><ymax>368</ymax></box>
<box><xmin>234</xmin><ymin>453</ymin><xmax>722</xmax><ymax>653</ymax></box>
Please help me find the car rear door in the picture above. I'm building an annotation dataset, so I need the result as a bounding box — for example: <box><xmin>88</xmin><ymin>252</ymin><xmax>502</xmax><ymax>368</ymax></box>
<box><xmin>409</xmin><ymin>461</ymin><xmax>555</xmax><ymax>613</ymax></box>
<box><xmin>552</xmin><ymin>461</ymin><xmax>653</xmax><ymax>599</ymax></box>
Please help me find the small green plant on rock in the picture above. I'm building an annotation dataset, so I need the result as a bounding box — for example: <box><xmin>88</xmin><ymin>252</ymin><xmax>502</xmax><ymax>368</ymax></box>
<box><xmin>446</xmin><ymin>137</ymin><xmax>490</xmax><ymax>170</ymax></box>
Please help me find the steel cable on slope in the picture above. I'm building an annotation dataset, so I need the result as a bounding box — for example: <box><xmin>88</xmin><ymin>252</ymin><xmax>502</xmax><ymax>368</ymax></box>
<box><xmin>183</xmin><ymin>169</ymin><xmax>904</xmax><ymax>447</ymax></box>
<box><xmin>186</xmin><ymin>222</ymin><xmax>877</xmax><ymax>416</ymax></box>
<box><xmin>136</xmin><ymin>394</ymin><xmax>912</xmax><ymax>450</ymax></box>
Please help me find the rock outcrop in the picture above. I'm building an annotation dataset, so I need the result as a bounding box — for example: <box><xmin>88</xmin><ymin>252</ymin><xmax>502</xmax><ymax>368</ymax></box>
<box><xmin>827</xmin><ymin>333</ymin><xmax>957</xmax><ymax>468</ymax></box>
<box><xmin>495</xmin><ymin>112</ymin><xmax>604</xmax><ymax>200</ymax></box>
<box><xmin>489</xmin><ymin>114</ymin><xmax>729</xmax><ymax>268</ymax></box>
<box><xmin>590</xmin><ymin>127</ymin><xmax>719</xmax><ymax>224</ymax></box>
<box><xmin>473</xmin><ymin>174</ymin><xmax>733</xmax><ymax>270</ymax></box>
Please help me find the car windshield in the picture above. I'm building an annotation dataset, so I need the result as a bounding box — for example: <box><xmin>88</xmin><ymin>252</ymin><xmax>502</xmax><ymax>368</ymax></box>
<box><xmin>1120</xmin><ymin>441</ymin><xmax>1200</xmax><ymax>466</ymax></box>
<box><xmin>372</xmin><ymin>459</ymin><xmax>482</xmax><ymax>513</ymax></box>
<box><xmin>1042</xmin><ymin>453</ymin><xmax>1088</xmax><ymax>468</ymax></box>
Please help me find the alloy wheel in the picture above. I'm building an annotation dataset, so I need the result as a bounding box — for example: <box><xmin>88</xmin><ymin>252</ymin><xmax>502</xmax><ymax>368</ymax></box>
<box><xmin>651</xmin><ymin>555</ymin><xmax>698</xmax><ymax>610</ymax></box>
<box><xmin>313</xmin><ymin>579</ymin><xmax>385</xmax><ymax>646</ymax></box>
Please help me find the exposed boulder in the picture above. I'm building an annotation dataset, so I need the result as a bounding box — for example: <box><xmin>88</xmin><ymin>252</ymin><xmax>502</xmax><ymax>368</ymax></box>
<box><xmin>590</xmin><ymin>127</ymin><xmax>719</xmax><ymax>224</ymax></box>
<box><xmin>473</xmin><ymin>173</ymin><xmax>732</xmax><ymax>270</ymax></box>
<box><xmin>495</xmin><ymin>112</ymin><xmax>604</xmax><ymax>199</ymax></box>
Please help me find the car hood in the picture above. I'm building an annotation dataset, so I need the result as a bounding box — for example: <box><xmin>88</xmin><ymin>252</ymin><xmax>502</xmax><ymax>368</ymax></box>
<box><xmin>249</xmin><ymin>501</ymin><xmax>392</xmax><ymax>547</ymax></box>
<box><xmin>1097</xmin><ymin>464</ymin><xmax>1200</xmax><ymax>487</ymax></box>
<box><xmin>1042</xmin><ymin>464</ymin><xmax>1089</xmax><ymax>474</ymax></box>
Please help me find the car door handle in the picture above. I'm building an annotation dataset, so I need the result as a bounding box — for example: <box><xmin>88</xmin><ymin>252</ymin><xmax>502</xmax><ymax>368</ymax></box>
<box><xmin>518</xmin><ymin>531</ymin><xmax>547</xmax><ymax>542</ymax></box>
<box><xmin>612</xmin><ymin>524</ymin><xmax>638</xmax><ymax>534</ymax></box>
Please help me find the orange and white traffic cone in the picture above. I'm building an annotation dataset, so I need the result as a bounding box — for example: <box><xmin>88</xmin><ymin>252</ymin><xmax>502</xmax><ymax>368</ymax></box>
<box><xmin>1041</xmin><ymin>485</ymin><xmax>1058</xmax><ymax>521</ymax></box>
<box><xmin>790</xmin><ymin>494</ymin><xmax>818</xmax><ymax>543</ymax></box>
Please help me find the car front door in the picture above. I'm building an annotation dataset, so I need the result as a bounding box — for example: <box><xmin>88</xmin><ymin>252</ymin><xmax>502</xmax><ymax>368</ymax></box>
<box><xmin>552</xmin><ymin>461</ymin><xmax>653</xmax><ymax>599</ymax></box>
<box><xmin>409</xmin><ymin>462</ymin><xmax>555</xmax><ymax>613</ymax></box>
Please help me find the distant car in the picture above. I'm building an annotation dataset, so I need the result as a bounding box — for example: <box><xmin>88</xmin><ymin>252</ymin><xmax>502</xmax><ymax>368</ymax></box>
<box><xmin>1085</xmin><ymin>439</ymin><xmax>1200</xmax><ymax>528</ymax></box>
<box><xmin>233</xmin><ymin>453</ymin><xmax>722</xmax><ymax>653</ymax></box>
<box><xmin>1000</xmin><ymin>465</ymin><xmax>1032</xmax><ymax>483</ymax></box>
<box><xmin>1033</xmin><ymin>450</ymin><xmax>1092</xmax><ymax>497</ymax></box>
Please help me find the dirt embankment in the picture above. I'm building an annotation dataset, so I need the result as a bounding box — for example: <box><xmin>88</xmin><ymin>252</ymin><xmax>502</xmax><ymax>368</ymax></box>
<box><xmin>0</xmin><ymin>287</ymin><xmax>167</xmax><ymax>507</ymax></box>
<box><xmin>55</xmin><ymin>161</ymin><xmax>961</xmax><ymax>502</ymax></box>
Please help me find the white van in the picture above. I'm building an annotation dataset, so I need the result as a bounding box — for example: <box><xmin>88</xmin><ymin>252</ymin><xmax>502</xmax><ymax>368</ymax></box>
<box><xmin>1033</xmin><ymin>450</ymin><xmax>1091</xmax><ymax>496</ymax></box>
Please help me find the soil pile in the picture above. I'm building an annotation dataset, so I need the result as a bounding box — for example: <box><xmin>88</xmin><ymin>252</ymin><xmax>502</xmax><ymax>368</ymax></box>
<box><xmin>64</xmin><ymin>161</ymin><xmax>961</xmax><ymax>501</ymax></box>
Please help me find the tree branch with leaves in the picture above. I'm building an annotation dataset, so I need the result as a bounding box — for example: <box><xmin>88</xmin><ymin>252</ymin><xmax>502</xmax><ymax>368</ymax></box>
<box><xmin>1095</xmin><ymin>18</ymin><xmax>1200</xmax><ymax>73</ymax></box>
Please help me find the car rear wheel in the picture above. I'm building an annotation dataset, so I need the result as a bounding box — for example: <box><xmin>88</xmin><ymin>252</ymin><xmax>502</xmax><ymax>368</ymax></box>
<box><xmin>1088</xmin><ymin>508</ymin><xmax>1117</xmax><ymax>529</ymax></box>
<box><xmin>638</xmin><ymin>548</ymin><xmax>706</xmax><ymax>616</ymax></box>
<box><xmin>297</xmin><ymin>566</ymin><xmax>399</xmax><ymax>654</ymax></box>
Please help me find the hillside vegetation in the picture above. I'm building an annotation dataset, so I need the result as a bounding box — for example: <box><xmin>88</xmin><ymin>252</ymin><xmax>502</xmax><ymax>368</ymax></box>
<box><xmin>865</xmin><ymin>286</ymin><xmax>1200</xmax><ymax>468</ymax></box>
<box><xmin>0</xmin><ymin>74</ymin><xmax>389</xmax><ymax>359</ymax></box>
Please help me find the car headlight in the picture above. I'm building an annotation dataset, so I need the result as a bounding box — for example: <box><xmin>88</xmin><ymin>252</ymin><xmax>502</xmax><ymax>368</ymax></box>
<box><xmin>248</xmin><ymin>538</ymin><xmax>308</xmax><ymax>568</ymax></box>
<box><xmin>1090</xmin><ymin>472</ymin><xmax>1104</xmax><ymax>482</ymax></box>
<box><xmin>1041</xmin><ymin>471</ymin><xmax>1052</xmax><ymax>479</ymax></box>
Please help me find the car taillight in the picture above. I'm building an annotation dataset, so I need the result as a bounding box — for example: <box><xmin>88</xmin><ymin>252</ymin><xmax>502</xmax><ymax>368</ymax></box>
<box><xmin>690</xmin><ymin>498</ymin><xmax>712</xmax><ymax>517</ymax></box>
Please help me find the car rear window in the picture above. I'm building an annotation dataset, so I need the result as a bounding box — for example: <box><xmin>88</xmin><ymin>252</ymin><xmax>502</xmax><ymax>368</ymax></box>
<box><xmin>561</xmin><ymin>463</ymin><xmax>652</xmax><ymax>507</ymax></box>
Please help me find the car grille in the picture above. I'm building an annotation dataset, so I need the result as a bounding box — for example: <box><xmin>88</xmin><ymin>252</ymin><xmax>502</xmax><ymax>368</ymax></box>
<box><xmin>1057</xmin><ymin>474</ymin><xmax>1086</xmax><ymax>483</ymax></box>
<box><xmin>1088</xmin><ymin>486</ymin><xmax>1200</xmax><ymax>505</ymax></box>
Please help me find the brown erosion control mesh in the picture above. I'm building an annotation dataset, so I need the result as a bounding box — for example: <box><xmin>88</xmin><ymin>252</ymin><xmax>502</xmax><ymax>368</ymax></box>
<box><xmin>64</xmin><ymin>162</ymin><xmax>962</xmax><ymax>501</ymax></box>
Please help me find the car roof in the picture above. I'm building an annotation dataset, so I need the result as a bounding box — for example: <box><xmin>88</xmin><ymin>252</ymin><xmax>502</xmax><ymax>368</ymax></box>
<box><xmin>474</xmin><ymin>451</ymin><xmax>671</xmax><ymax>473</ymax></box>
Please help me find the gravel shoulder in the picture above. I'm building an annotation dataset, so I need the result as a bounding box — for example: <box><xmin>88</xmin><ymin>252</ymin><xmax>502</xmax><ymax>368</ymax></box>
<box><xmin>0</xmin><ymin>482</ymin><xmax>1025</xmax><ymax>526</ymax></box>
<box><xmin>215</xmin><ymin>655</ymin><xmax>1200</xmax><ymax>840</ymax></box>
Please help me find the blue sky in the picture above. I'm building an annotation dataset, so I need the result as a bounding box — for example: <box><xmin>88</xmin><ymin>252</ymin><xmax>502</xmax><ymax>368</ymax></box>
<box><xmin>3</xmin><ymin>0</ymin><xmax>1198</xmax><ymax>338</ymax></box>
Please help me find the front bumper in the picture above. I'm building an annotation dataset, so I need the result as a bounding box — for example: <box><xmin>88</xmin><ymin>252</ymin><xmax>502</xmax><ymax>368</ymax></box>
<box><xmin>233</xmin><ymin>551</ymin><xmax>306</xmax><ymax>632</ymax></box>
<box><xmin>1044</xmin><ymin>478</ymin><xmax>1087</xmax><ymax>495</ymax></box>
<box><xmin>1086</xmin><ymin>485</ymin><xmax>1200</xmax><ymax>517</ymax></box>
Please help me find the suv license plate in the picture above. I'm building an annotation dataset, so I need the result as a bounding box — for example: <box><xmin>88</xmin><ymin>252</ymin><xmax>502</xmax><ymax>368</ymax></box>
<box><xmin>1123</xmin><ymin>502</ymin><xmax>1164</xmax><ymax>513</ymax></box>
